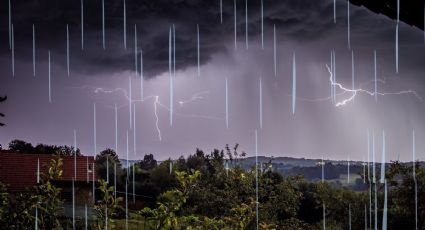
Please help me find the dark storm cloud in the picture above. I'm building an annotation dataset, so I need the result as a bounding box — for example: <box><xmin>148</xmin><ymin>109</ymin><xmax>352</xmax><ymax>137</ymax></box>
<box><xmin>0</xmin><ymin>0</ymin><xmax>360</xmax><ymax>78</ymax></box>
<box><xmin>2</xmin><ymin>0</ymin><xmax>425</xmax><ymax>161</ymax></box>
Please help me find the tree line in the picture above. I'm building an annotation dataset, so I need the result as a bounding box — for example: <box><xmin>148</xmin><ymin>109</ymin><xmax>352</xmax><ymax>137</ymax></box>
<box><xmin>0</xmin><ymin>140</ymin><xmax>424</xmax><ymax>229</ymax></box>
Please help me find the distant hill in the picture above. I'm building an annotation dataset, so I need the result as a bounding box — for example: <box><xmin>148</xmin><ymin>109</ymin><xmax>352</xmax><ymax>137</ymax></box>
<box><xmin>120</xmin><ymin>155</ymin><xmax>423</xmax><ymax>191</ymax></box>
<box><xmin>228</xmin><ymin>156</ymin><xmax>423</xmax><ymax>191</ymax></box>
<box><xmin>119</xmin><ymin>159</ymin><xmax>140</xmax><ymax>168</ymax></box>
<box><xmin>240</xmin><ymin>156</ymin><xmax>365</xmax><ymax>168</ymax></box>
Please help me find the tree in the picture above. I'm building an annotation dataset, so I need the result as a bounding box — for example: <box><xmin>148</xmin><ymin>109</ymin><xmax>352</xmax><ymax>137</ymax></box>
<box><xmin>0</xmin><ymin>95</ymin><xmax>7</xmax><ymax>127</ymax></box>
<box><xmin>258</xmin><ymin>172</ymin><xmax>302</xmax><ymax>227</ymax></box>
<box><xmin>186</xmin><ymin>149</ymin><xmax>207</xmax><ymax>171</ymax></box>
<box><xmin>0</xmin><ymin>183</ymin><xmax>8</xmax><ymax>222</ymax></box>
<box><xmin>97</xmin><ymin>148</ymin><xmax>120</xmax><ymax>163</ymax></box>
<box><xmin>148</xmin><ymin>160</ymin><xmax>179</xmax><ymax>198</ymax></box>
<box><xmin>93</xmin><ymin>179</ymin><xmax>123</xmax><ymax>229</ymax></box>
<box><xmin>0</xmin><ymin>185</ymin><xmax>36</xmax><ymax>229</ymax></box>
<box><xmin>54</xmin><ymin>145</ymin><xmax>81</xmax><ymax>156</ymax></box>
<box><xmin>34</xmin><ymin>144</ymin><xmax>81</xmax><ymax>156</ymax></box>
<box><xmin>7</xmin><ymin>140</ymin><xmax>81</xmax><ymax>156</ymax></box>
<box><xmin>139</xmin><ymin>154</ymin><xmax>158</xmax><ymax>170</ymax></box>
<box><xmin>226</xmin><ymin>198</ymin><xmax>257</xmax><ymax>229</ymax></box>
<box><xmin>8</xmin><ymin>139</ymin><xmax>34</xmax><ymax>153</ymax></box>
<box><xmin>139</xmin><ymin>170</ymin><xmax>201</xmax><ymax>229</ymax></box>
<box><xmin>1</xmin><ymin>145</ymin><xmax>425</xmax><ymax>228</ymax></box>
<box><xmin>96</xmin><ymin>149</ymin><xmax>123</xmax><ymax>191</ymax></box>
<box><xmin>35</xmin><ymin>158</ymin><xmax>65</xmax><ymax>229</ymax></box>
<box><xmin>385</xmin><ymin>161</ymin><xmax>425</xmax><ymax>229</ymax></box>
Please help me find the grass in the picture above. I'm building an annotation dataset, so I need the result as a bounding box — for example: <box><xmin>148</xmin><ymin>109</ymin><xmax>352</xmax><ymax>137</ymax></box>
<box><xmin>114</xmin><ymin>212</ymin><xmax>147</xmax><ymax>230</ymax></box>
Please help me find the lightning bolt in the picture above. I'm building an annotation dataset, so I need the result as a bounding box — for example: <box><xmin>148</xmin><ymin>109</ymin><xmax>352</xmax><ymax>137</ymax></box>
<box><xmin>178</xmin><ymin>91</ymin><xmax>209</xmax><ymax>106</ymax></box>
<box><xmin>153</xmin><ymin>96</ymin><xmax>162</xmax><ymax>141</ymax></box>
<box><xmin>292</xmin><ymin>77</ymin><xmax>388</xmax><ymax>103</ymax></box>
<box><xmin>75</xmin><ymin>86</ymin><xmax>221</xmax><ymax>141</ymax></box>
<box><xmin>325</xmin><ymin>65</ymin><xmax>425</xmax><ymax>107</ymax></box>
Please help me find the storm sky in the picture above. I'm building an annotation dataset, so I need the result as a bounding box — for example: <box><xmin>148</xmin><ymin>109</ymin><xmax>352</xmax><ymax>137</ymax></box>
<box><xmin>1</xmin><ymin>0</ymin><xmax>425</xmax><ymax>162</ymax></box>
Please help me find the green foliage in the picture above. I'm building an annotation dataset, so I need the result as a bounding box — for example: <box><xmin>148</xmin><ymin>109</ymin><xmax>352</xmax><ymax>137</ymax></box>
<box><xmin>385</xmin><ymin>161</ymin><xmax>425</xmax><ymax>229</ymax></box>
<box><xmin>96</xmin><ymin>148</ymin><xmax>121</xmax><ymax>163</ymax></box>
<box><xmin>146</xmin><ymin>160</ymin><xmax>179</xmax><ymax>198</ymax></box>
<box><xmin>8</xmin><ymin>139</ymin><xmax>34</xmax><ymax>153</ymax></box>
<box><xmin>0</xmin><ymin>158</ymin><xmax>67</xmax><ymax>229</ymax></box>
<box><xmin>0</xmin><ymin>182</ymin><xmax>8</xmax><ymax>220</ymax></box>
<box><xmin>35</xmin><ymin>158</ymin><xmax>65</xmax><ymax>229</ymax></box>
<box><xmin>93</xmin><ymin>179</ymin><xmax>123</xmax><ymax>229</ymax></box>
<box><xmin>2</xmin><ymin>144</ymin><xmax>425</xmax><ymax>229</ymax></box>
<box><xmin>258</xmin><ymin>172</ymin><xmax>302</xmax><ymax>226</ymax></box>
<box><xmin>226</xmin><ymin>198</ymin><xmax>257</xmax><ymax>229</ymax></box>
<box><xmin>7</xmin><ymin>139</ymin><xmax>80</xmax><ymax>156</ymax></box>
<box><xmin>140</xmin><ymin>170</ymin><xmax>201</xmax><ymax>229</ymax></box>
<box><xmin>35</xmin><ymin>144</ymin><xmax>80</xmax><ymax>156</ymax></box>
<box><xmin>0</xmin><ymin>189</ymin><xmax>36</xmax><ymax>229</ymax></box>
<box><xmin>95</xmin><ymin>148</ymin><xmax>122</xmax><ymax>187</ymax></box>
<box><xmin>139</xmin><ymin>154</ymin><xmax>158</xmax><ymax>170</ymax></box>
<box><xmin>139</xmin><ymin>163</ymin><xmax>307</xmax><ymax>230</ymax></box>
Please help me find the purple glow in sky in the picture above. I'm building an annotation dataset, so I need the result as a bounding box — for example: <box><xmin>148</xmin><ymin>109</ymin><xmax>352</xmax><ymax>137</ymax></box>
<box><xmin>1</xmin><ymin>0</ymin><xmax>425</xmax><ymax>162</ymax></box>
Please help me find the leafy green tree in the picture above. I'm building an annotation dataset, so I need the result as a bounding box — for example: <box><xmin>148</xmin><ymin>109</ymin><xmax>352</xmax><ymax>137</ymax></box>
<box><xmin>385</xmin><ymin>161</ymin><xmax>425</xmax><ymax>229</ymax></box>
<box><xmin>226</xmin><ymin>198</ymin><xmax>257</xmax><ymax>229</ymax></box>
<box><xmin>149</xmin><ymin>160</ymin><xmax>179</xmax><ymax>194</ymax></box>
<box><xmin>8</xmin><ymin>139</ymin><xmax>35</xmax><ymax>153</ymax></box>
<box><xmin>139</xmin><ymin>154</ymin><xmax>158</xmax><ymax>170</ymax></box>
<box><xmin>34</xmin><ymin>144</ymin><xmax>80</xmax><ymax>156</ymax></box>
<box><xmin>225</xmin><ymin>144</ymin><xmax>246</xmax><ymax>166</ymax></box>
<box><xmin>185</xmin><ymin>149</ymin><xmax>248</xmax><ymax>217</ymax></box>
<box><xmin>93</xmin><ymin>179</ymin><xmax>123</xmax><ymax>229</ymax></box>
<box><xmin>258</xmin><ymin>172</ymin><xmax>302</xmax><ymax>227</ymax></box>
<box><xmin>173</xmin><ymin>156</ymin><xmax>188</xmax><ymax>172</ymax></box>
<box><xmin>140</xmin><ymin>170</ymin><xmax>201</xmax><ymax>229</ymax></box>
<box><xmin>0</xmin><ymin>188</ymin><xmax>36</xmax><ymax>229</ymax></box>
<box><xmin>96</xmin><ymin>148</ymin><xmax>123</xmax><ymax>186</ymax></box>
<box><xmin>2</xmin><ymin>144</ymin><xmax>425</xmax><ymax>229</ymax></box>
<box><xmin>7</xmin><ymin>139</ymin><xmax>80</xmax><ymax>156</ymax></box>
<box><xmin>35</xmin><ymin>158</ymin><xmax>65</xmax><ymax>229</ymax></box>
<box><xmin>0</xmin><ymin>182</ymin><xmax>8</xmax><ymax>220</ymax></box>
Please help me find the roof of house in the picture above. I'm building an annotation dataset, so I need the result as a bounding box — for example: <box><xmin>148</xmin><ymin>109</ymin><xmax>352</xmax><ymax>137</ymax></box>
<box><xmin>0</xmin><ymin>152</ymin><xmax>97</xmax><ymax>191</ymax></box>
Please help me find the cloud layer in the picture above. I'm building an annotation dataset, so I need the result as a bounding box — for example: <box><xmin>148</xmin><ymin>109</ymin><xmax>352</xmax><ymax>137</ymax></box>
<box><xmin>1</xmin><ymin>0</ymin><xmax>425</xmax><ymax>162</ymax></box>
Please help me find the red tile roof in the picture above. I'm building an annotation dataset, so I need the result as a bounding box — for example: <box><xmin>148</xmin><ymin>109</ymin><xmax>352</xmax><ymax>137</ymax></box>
<box><xmin>0</xmin><ymin>152</ymin><xmax>97</xmax><ymax>191</ymax></box>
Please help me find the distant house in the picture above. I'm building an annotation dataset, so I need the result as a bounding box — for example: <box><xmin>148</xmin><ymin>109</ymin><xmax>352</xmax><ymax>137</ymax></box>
<box><xmin>0</xmin><ymin>151</ymin><xmax>97</xmax><ymax>205</ymax></box>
